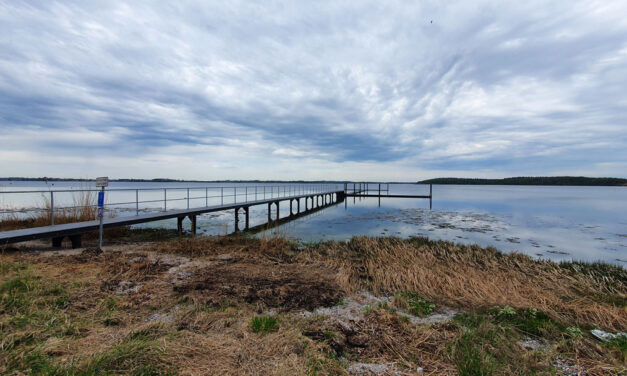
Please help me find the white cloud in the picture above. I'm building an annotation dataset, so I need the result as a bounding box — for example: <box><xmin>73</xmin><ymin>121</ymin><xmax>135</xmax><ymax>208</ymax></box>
<box><xmin>0</xmin><ymin>0</ymin><xmax>626</xmax><ymax>179</ymax></box>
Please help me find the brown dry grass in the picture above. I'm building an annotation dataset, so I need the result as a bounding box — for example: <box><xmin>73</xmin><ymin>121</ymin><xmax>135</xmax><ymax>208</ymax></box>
<box><xmin>296</xmin><ymin>236</ymin><xmax>627</xmax><ymax>332</ymax></box>
<box><xmin>0</xmin><ymin>234</ymin><xmax>625</xmax><ymax>375</ymax></box>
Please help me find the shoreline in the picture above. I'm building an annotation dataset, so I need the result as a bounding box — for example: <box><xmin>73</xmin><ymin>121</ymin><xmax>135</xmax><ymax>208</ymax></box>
<box><xmin>1</xmin><ymin>232</ymin><xmax>625</xmax><ymax>375</ymax></box>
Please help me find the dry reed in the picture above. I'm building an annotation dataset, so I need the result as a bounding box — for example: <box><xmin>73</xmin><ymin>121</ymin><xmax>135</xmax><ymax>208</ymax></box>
<box><xmin>0</xmin><ymin>190</ymin><xmax>98</xmax><ymax>231</ymax></box>
<box><xmin>295</xmin><ymin>236</ymin><xmax>627</xmax><ymax>332</ymax></box>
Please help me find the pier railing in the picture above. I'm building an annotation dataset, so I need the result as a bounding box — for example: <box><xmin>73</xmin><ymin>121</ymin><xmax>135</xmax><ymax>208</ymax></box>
<box><xmin>344</xmin><ymin>182</ymin><xmax>391</xmax><ymax>196</ymax></box>
<box><xmin>0</xmin><ymin>184</ymin><xmax>339</xmax><ymax>225</ymax></box>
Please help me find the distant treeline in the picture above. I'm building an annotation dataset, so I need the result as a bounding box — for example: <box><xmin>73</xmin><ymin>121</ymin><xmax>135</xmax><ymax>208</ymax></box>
<box><xmin>417</xmin><ymin>176</ymin><xmax>627</xmax><ymax>186</ymax></box>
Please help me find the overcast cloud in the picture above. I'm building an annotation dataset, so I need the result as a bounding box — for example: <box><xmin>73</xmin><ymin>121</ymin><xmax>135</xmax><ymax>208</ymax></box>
<box><xmin>1</xmin><ymin>1</ymin><xmax>626</xmax><ymax>180</ymax></box>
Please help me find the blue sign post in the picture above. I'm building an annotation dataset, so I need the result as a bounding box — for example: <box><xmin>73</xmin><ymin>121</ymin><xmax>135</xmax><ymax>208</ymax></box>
<box><xmin>96</xmin><ymin>177</ymin><xmax>109</xmax><ymax>251</ymax></box>
<box><xmin>97</xmin><ymin>191</ymin><xmax>105</xmax><ymax>210</ymax></box>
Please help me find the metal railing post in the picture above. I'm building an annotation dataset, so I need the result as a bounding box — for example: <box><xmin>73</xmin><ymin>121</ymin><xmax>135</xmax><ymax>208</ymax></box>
<box><xmin>164</xmin><ymin>188</ymin><xmax>167</xmax><ymax>211</ymax></box>
<box><xmin>221</xmin><ymin>187</ymin><xmax>224</xmax><ymax>205</ymax></box>
<box><xmin>136</xmin><ymin>189</ymin><xmax>139</xmax><ymax>215</ymax></box>
<box><xmin>255</xmin><ymin>186</ymin><xmax>257</xmax><ymax>200</ymax></box>
<box><xmin>245</xmin><ymin>186</ymin><xmax>248</xmax><ymax>202</ymax></box>
<box><xmin>205</xmin><ymin>187</ymin><xmax>208</xmax><ymax>207</ymax></box>
<box><xmin>50</xmin><ymin>191</ymin><xmax>54</xmax><ymax>225</ymax></box>
<box><xmin>187</xmin><ymin>188</ymin><xmax>190</xmax><ymax>209</ymax></box>
<box><xmin>234</xmin><ymin>187</ymin><xmax>237</xmax><ymax>203</ymax></box>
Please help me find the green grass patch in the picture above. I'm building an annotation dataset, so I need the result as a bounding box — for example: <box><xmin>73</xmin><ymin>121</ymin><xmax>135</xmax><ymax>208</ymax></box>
<box><xmin>250</xmin><ymin>315</ymin><xmax>279</xmax><ymax>334</ymax></box>
<box><xmin>0</xmin><ymin>261</ymin><xmax>30</xmax><ymax>274</ymax></box>
<box><xmin>129</xmin><ymin>324</ymin><xmax>169</xmax><ymax>341</ymax></box>
<box><xmin>393</xmin><ymin>292</ymin><xmax>435</xmax><ymax>317</ymax></box>
<box><xmin>1</xmin><ymin>275</ymin><xmax>39</xmax><ymax>293</ymax></box>
<box><xmin>8</xmin><ymin>338</ymin><xmax>173</xmax><ymax>375</ymax></box>
<box><xmin>452</xmin><ymin>330</ymin><xmax>496</xmax><ymax>376</ymax></box>
<box><xmin>452</xmin><ymin>311</ymin><xmax>557</xmax><ymax>375</ymax></box>
<box><xmin>489</xmin><ymin>306</ymin><xmax>562</xmax><ymax>337</ymax></box>
<box><xmin>605</xmin><ymin>335</ymin><xmax>627</xmax><ymax>362</ymax></box>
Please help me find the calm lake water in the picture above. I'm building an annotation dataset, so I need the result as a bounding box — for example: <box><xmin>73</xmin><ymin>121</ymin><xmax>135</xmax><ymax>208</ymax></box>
<box><xmin>1</xmin><ymin>181</ymin><xmax>625</xmax><ymax>265</ymax></box>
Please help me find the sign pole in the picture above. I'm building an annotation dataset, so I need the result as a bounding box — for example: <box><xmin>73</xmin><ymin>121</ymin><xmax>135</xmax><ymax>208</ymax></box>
<box><xmin>95</xmin><ymin>177</ymin><xmax>109</xmax><ymax>251</ymax></box>
<box><xmin>98</xmin><ymin>187</ymin><xmax>104</xmax><ymax>250</ymax></box>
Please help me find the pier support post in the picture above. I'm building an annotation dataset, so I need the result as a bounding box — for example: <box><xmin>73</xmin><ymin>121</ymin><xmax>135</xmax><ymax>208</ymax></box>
<box><xmin>297</xmin><ymin>198</ymin><xmax>300</xmax><ymax>213</ymax></box>
<box><xmin>190</xmin><ymin>215</ymin><xmax>197</xmax><ymax>236</ymax></box>
<box><xmin>52</xmin><ymin>236</ymin><xmax>63</xmax><ymax>248</ymax></box>
<box><xmin>290</xmin><ymin>199</ymin><xmax>293</xmax><ymax>216</ymax></box>
<box><xmin>268</xmin><ymin>203</ymin><xmax>272</xmax><ymax>223</ymax></box>
<box><xmin>177</xmin><ymin>217</ymin><xmax>184</xmax><ymax>235</ymax></box>
<box><xmin>234</xmin><ymin>208</ymin><xmax>239</xmax><ymax>232</ymax></box>
<box><xmin>245</xmin><ymin>207</ymin><xmax>249</xmax><ymax>230</ymax></box>
<box><xmin>275</xmin><ymin>201</ymin><xmax>279</xmax><ymax>221</ymax></box>
<box><xmin>69</xmin><ymin>235</ymin><xmax>82</xmax><ymax>249</ymax></box>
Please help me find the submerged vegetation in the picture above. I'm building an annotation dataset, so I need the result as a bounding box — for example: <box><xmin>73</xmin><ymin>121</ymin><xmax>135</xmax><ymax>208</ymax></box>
<box><xmin>0</xmin><ymin>233</ymin><xmax>625</xmax><ymax>375</ymax></box>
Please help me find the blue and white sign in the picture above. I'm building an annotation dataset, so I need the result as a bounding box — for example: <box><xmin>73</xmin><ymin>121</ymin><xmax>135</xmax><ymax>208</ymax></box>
<box><xmin>97</xmin><ymin>191</ymin><xmax>105</xmax><ymax>208</ymax></box>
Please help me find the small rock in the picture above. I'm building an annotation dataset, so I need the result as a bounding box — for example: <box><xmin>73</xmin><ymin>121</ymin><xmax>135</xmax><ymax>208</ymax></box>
<box><xmin>552</xmin><ymin>355</ymin><xmax>585</xmax><ymax>375</ymax></box>
<box><xmin>346</xmin><ymin>333</ymin><xmax>369</xmax><ymax>347</ymax></box>
<box><xmin>519</xmin><ymin>338</ymin><xmax>544</xmax><ymax>350</ymax></box>
<box><xmin>112</xmin><ymin>281</ymin><xmax>142</xmax><ymax>296</ymax></box>
<box><xmin>347</xmin><ymin>363</ymin><xmax>389</xmax><ymax>376</ymax></box>
<box><xmin>145</xmin><ymin>306</ymin><xmax>180</xmax><ymax>323</ymax></box>
<box><xmin>590</xmin><ymin>329</ymin><xmax>627</xmax><ymax>342</ymax></box>
<box><xmin>153</xmin><ymin>255</ymin><xmax>190</xmax><ymax>267</ymax></box>
<box><xmin>337</xmin><ymin>320</ymin><xmax>354</xmax><ymax>333</ymax></box>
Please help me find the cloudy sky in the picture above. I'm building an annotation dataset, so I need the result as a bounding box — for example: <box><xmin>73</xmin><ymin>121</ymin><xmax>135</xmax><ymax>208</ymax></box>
<box><xmin>1</xmin><ymin>1</ymin><xmax>626</xmax><ymax>181</ymax></box>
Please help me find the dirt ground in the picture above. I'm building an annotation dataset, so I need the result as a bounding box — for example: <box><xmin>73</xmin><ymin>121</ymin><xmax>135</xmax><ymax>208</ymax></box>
<box><xmin>1</xmin><ymin>234</ymin><xmax>625</xmax><ymax>375</ymax></box>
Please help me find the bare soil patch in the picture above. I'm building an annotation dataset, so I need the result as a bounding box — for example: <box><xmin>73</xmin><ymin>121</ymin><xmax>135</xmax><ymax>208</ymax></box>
<box><xmin>174</xmin><ymin>261</ymin><xmax>343</xmax><ymax>311</ymax></box>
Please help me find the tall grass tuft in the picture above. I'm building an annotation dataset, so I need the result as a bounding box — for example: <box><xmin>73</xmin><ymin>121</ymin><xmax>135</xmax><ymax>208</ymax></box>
<box><xmin>0</xmin><ymin>189</ymin><xmax>99</xmax><ymax>231</ymax></box>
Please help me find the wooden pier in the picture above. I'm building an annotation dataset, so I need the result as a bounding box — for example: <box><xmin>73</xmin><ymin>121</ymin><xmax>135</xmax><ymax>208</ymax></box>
<box><xmin>0</xmin><ymin>190</ymin><xmax>345</xmax><ymax>248</ymax></box>
<box><xmin>0</xmin><ymin>182</ymin><xmax>434</xmax><ymax>249</ymax></box>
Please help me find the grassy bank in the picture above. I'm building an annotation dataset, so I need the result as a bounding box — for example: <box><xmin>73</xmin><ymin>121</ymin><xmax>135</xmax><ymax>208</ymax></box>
<box><xmin>1</xmin><ymin>234</ymin><xmax>625</xmax><ymax>375</ymax></box>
